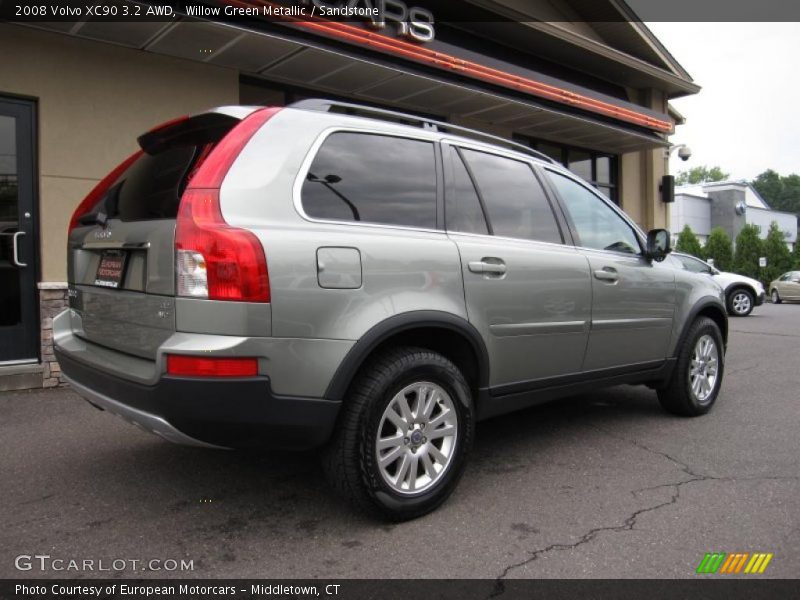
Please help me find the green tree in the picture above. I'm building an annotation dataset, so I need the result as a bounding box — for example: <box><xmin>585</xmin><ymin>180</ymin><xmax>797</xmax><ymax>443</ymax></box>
<box><xmin>752</xmin><ymin>170</ymin><xmax>783</xmax><ymax>206</ymax></box>
<box><xmin>734</xmin><ymin>224</ymin><xmax>763</xmax><ymax>280</ymax></box>
<box><xmin>675</xmin><ymin>224</ymin><xmax>703</xmax><ymax>257</ymax></box>
<box><xmin>703</xmin><ymin>227</ymin><xmax>733</xmax><ymax>271</ymax></box>
<box><xmin>763</xmin><ymin>221</ymin><xmax>793</xmax><ymax>284</ymax></box>
<box><xmin>675</xmin><ymin>165</ymin><xmax>729</xmax><ymax>186</ymax></box>
<box><xmin>751</xmin><ymin>169</ymin><xmax>800</xmax><ymax>215</ymax></box>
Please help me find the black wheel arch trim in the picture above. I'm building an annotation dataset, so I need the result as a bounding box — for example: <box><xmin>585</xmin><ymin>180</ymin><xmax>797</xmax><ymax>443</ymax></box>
<box><xmin>673</xmin><ymin>300</ymin><xmax>728</xmax><ymax>357</ymax></box>
<box><xmin>324</xmin><ymin>311</ymin><xmax>490</xmax><ymax>402</ymax></box>
<box><xmin>725</xmin><ymin>283</ymin><xmax>757</xmax><ymax>298</ymax></box>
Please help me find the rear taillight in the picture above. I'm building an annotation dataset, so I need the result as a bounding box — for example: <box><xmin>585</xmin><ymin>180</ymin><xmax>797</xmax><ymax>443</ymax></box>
<box><xmin>175</xmin><ymin>107</ymin><xmax>280</xmax><ymax>303</ymax></box>
<box><xmin>166</xmin><ymin>354</ymin><xmax>259</xmax><ymax>378</ymax></box>
<box><xmin>175</xmin><ymin>189</ymin><xmax>270</xmax><ymax>302</ymax></box>
<box><xmin>187</xmin><ymin>107</ymin><xmax>282</xmax><ymax>188</ymax></box>
<box><xmin>68</xmin><ymin>150</ymin><xmax>142</xmax><ymax>235</ymax></box>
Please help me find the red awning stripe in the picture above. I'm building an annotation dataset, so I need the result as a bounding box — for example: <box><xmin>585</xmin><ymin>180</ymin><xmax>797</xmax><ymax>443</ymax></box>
<box><xmin>222</xmin><ymin>0</ymin><xmax>674</xmax><ymax>133</ymax></box>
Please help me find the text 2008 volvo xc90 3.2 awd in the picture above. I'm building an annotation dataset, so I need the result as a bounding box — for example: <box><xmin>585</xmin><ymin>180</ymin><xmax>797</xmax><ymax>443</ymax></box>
<box><xmin>55</xmin><ymin>100</ymin><xmax>729</xmax><ymax>520</ymax></box>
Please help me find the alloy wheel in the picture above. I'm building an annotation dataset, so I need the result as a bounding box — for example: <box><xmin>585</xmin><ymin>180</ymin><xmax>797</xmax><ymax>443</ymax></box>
<box><xmin>375</xmin><ymin>381</ymin><xmax>458</xmax><ymax>496</ymax></box>
<box><xmin>731</xmin><ymin>292</ymin><xmax>751</xmax><ymax>315</ymax></box>
<box><xmin>689</xmin><ymin>334</ymin><xmax>719</xmax><ymax>404</ymax></box>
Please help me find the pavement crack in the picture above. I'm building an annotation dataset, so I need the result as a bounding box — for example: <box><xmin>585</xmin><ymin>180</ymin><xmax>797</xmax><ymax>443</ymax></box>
<box><xmin>591</xmin><ymin>426</ymin><xmax>710</xmax><ymax>481</ymax></box>
<box><xmin>489</xmin><ymin>481</ymin><xmax>685</xmax><ymax>598</ymax></box>
<box><xmin>489</xmin><ymin>428</ymin><xmax>798</xmax><ymax>597</ymax></box>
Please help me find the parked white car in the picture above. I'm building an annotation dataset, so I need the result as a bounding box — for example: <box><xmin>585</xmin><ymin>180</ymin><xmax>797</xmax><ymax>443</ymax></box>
<box><xmin>670</xmin><ymin>253</ymin><xmax>765</xmax><ymax>317</ymax></box>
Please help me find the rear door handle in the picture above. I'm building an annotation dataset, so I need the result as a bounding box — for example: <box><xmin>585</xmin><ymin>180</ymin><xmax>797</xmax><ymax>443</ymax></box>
<box><xmin>593</xmin><ymin>267</ymin><xmax>618</xmax><ymax>282</ymax></box>
<box><xmin>468</xmin><ymin>259</ymin><xmax>507</xmax><ymax>275</ymax></box>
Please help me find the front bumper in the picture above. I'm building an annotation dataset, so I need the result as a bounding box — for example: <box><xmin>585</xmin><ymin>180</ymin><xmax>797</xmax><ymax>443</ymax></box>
<box><xmin>756</xmin><ymin>290</ymin><xmax>766</xmax><ymax>306</ymax></box>
<box><xmin>55</xmin><ymin>345</ymin><xmax>341</xmax><ymax>450</ymax></box>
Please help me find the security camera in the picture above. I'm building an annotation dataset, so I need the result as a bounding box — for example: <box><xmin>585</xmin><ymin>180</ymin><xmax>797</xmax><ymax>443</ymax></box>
<box><xmin>677</xmin><ymin>146</ymin><xmax>692</xmax><ymax>161</ymax></box>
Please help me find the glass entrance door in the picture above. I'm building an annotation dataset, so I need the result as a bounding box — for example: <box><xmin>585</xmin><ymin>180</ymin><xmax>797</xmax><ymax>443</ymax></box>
<box><xmin>0</xmin><ymin>97</ymin><xmax>38</xmax><ymax>363</ymax></box>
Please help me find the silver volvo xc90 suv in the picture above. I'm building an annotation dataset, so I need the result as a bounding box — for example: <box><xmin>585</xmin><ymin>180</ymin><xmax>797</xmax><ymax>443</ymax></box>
<box><xmin>55</xmin><ymin>100</ymin><xmax>728</xmax><ymax>520</ymax></box>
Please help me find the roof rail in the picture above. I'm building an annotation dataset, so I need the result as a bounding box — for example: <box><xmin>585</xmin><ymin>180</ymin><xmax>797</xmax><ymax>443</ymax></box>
<box><xmin>288</xmin><ymin>98</ymin><xmax>558</xmax><ymax>165</ymax></box>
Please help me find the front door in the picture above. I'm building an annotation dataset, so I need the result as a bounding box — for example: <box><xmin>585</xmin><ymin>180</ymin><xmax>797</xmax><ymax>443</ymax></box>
<box><xmin>544</xmin><ymin>168</ymin><xmax>676</xmax><ymax>372</ymax></box>
<box><xmin>0</xmin><ymin>97</ymin><xmax>38</xmax><ymax>363</ymax></box>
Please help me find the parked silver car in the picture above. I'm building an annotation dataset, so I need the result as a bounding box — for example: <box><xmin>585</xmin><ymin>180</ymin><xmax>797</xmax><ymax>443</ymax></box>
<box><xmin>54</xmin><ymin>100</ymin><xmax>728</xmax><ymax>520</ymax></box>
<box><xmin>770</xmin><ymin>271</ymin><xmax>800</xmax><ymax>303</ymax></box>
<box><xmin>669</xmin><ymin>252</ymin><xmax>765</xmax><ymax>316</ymax></box>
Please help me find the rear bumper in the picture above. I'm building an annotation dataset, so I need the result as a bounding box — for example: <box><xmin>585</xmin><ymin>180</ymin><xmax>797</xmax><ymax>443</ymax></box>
<box><xmin>55</xmin><ymin>345</ymin><xmax>341</xmax><ymax>451</ymax></box>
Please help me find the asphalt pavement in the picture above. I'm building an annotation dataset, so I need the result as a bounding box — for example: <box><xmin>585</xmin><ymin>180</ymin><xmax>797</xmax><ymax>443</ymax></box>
<box><xmin>1</xmin><ymin>303</ymin><xmax>798</xmax><ymax>580</ymax></box>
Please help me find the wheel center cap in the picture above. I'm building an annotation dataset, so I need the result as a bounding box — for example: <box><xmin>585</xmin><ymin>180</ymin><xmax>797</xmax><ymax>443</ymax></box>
<box><xmin>410</xmin><ymin>430</ymin><xmax>424</xmax><ymax>445</ymax></box>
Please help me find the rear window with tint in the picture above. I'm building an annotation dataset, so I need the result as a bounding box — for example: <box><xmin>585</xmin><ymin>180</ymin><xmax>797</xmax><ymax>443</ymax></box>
<box><xmin>86</xmin><ymin>112</ymin><xmax>240</xmax><ymax>222</ymax></box>
<box><xmin>301</xmin><ymin>132</ymin><xmax>437</xmax><ymax>229</ymax></box>
<box><xmin>110</xmin><ymin>145</ymin><xmax>198</xmax><ymax>221</ymax></box>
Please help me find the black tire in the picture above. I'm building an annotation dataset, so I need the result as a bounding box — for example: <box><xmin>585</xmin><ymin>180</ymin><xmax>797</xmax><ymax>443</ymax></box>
<box><xmin>726</xmin><ymin>287</ymin><xmax>754</xmax><ymax>317</ymax></box>
<box><xmin>658</xmin><ymin>317</ymin><xmax>725</xmax><ymax>417</ymax></box>
<box><xmin>321</xmin><ymin>346</ymin><xmax>474</xmax><ymax>521</ymax></box>
<box><xmin>771</xmin><ymin>289</ymin><xmax>782</xmax><ymax>304</ymax></box>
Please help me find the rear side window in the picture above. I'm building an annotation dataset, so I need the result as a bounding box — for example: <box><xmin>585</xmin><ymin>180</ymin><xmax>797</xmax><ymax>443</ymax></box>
<box><xmin>446</xmin><ymin>150</ymin><xmax>488</xmax><ymax>235</ymax></box>
<box><xmin>459</xmin><ymin>149</ymin><xmax>562</xmax><ymax>244</ymax></box>
<box><xmin>301</xmin><ymin>132</ymin><xmax>437</xmax><ymax>229</ymax></box>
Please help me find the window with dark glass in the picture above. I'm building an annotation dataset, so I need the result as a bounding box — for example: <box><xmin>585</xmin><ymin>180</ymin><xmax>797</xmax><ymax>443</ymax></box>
<box><xmin>445</xmin><ymin>151</ymin><xmax>488</xmax><ymax>235</ymax></box>
<box><xmin>459</xmin><ymin>149</ymin><xmax>562</xmax><ymax>244</ymax></box>
<box><xmin>568</xmin><ymin>149</ymin><xmax>592</xmax><ymax>182</ymax></box>
<box><xmin>513</xmin><ymin>135</ymin><xmax>619</xmax><ymax>204</ymax></box>
<box><xmin>548</xmin><ymin>171</ymin><xmax>640</xmax><ymax>255</ymax></box>
<box><xmin>301</xmin><ymin>133</ymin><xmax>437</xmax><ymax>229</ymax></box>
<box><xmin>113</xmin><ymin>146</ymin><xmax>197</xmax><ymax>221</ymax></box>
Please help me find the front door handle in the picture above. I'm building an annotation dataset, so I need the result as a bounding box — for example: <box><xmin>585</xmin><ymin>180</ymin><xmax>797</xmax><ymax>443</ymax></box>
<box><xmin>593</xmin><ymin>267</ymin><xmax>618</xmax><ymax>283</ymax></box>
<box><xmin>468</xmin><ymin>259</ymin><xmax>507</xmax><ymax>275</ymax></box>
<box><xmin>12</xmin><ymin>231</ymin><xmax>27</xmax><ymax>267</ymax></box>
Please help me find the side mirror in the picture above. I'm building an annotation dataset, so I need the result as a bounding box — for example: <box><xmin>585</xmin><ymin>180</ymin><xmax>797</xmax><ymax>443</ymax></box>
<box><xmin>646</xmin><ymin>229</ymin><xmax>671</xmax><ymax>262</ymax></box>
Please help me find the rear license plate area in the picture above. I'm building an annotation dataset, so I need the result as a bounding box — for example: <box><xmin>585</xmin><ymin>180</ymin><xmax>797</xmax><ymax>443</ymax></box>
<box><xmin>94</xmin><ymin>249</ymin><xmax>128</xmax><ymax>289</ymax></box>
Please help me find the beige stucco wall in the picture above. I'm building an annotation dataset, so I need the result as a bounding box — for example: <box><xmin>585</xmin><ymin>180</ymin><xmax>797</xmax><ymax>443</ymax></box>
<box><xmin>0</xmin><ymin>25</ymin><xmax>239</xmax><ymax>282</ymax></box>
<box><xmin>619</xmin><ymin>88</ymin><xmax>669</xmax><ymax>231</ymax></box>
<box><xmin>619</xmin><ymin>148</ymin><xmax>668</xmax><ymax>231</ymax></box>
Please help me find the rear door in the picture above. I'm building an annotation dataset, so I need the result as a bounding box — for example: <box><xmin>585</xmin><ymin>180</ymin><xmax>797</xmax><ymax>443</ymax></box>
<box><xmin>444</xmin><ymin>143</ymin><xmax>592</xmax><ymax>388</ymax></box>
<box><xmin>544</xmin><ymin>168</ymin><xmax>676</xmax><ymax>371</ymax></box>
<box><xmin>67</xmin><ymin>111</ymin><xmax>246</xmax><ymax>359</ymax></box>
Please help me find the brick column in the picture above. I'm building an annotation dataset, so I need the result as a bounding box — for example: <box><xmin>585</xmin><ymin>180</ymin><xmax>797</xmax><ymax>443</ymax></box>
<box><xmin>38</xmin><ymin>283</ymin><xmax>68</xmax><ymax>388</ymax></box>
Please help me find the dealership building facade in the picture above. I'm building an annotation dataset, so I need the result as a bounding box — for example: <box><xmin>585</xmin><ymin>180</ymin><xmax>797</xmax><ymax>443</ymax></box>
<box><xmin>671</xmin><ymin>181</ymin><xmax>797</xmax><ymax>250</ymax></box>
<box><xmin>0</xmin><ymin>0</ymin><xmax>698</xmax><ymax>389</ymax></box>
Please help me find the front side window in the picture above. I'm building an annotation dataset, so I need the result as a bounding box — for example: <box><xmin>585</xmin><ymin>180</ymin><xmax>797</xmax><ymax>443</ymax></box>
<box><xmin>301</xmin><ymin>132</ymin><xmax>436</xmax><ymax>229</ymax></box>
<box><xmin>547</xmin><ymin>171</ymin><xmax>641</xmax><ymax>255</ymax></box>
<box><xmin>458</xmin><ymin>148</ymin><xmax>562</xmax><ymax>244</ymax></box>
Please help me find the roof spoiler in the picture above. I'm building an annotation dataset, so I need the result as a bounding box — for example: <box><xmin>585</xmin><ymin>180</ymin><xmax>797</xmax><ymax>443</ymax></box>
<box><xmin>137</xmin><ymin>111</ymin><xmax>246</xmax><ymax>155</ymax></box>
